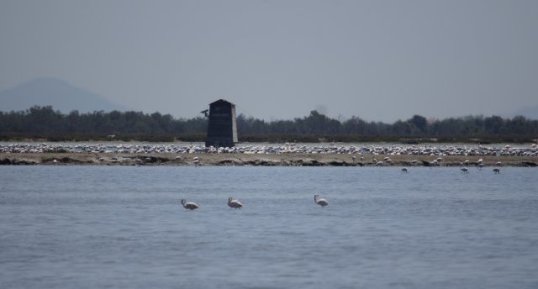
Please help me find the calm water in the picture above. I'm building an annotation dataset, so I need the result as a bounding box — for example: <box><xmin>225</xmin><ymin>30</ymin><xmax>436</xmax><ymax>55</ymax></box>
<box><xmin>1</xmin><ymin>166</ymin><xmax>537</xmax><ymax>289</ymax></box>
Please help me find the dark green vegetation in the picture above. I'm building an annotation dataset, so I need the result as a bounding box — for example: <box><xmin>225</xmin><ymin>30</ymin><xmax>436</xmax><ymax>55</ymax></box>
<box><xmin>0</xmin><ymin>106</ymin><xmax>537</xmax><ymax>142</ymax></box>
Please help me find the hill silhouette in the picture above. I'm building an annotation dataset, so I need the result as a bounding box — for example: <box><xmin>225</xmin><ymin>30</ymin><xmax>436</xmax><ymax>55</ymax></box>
<box><xmin>0</xmin><ymin>77</ymin><xmax>125</xmax><ymax>113</ymax></box>
<box><xmin>515</xmin><ymin>105</ymin><xmax>538</xmax><ymax>120</ymax></box>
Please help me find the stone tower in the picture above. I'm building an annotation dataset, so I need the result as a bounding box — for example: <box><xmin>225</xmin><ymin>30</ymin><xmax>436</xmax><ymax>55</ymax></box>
<box><xmin>205</xmin><ymin>99</ymin><xmax>238</xmax><ymax>147</ymax></box>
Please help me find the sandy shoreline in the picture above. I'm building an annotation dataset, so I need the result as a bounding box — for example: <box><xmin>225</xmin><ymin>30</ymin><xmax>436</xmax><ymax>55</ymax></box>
<box><xmin>1</xmin><ymin>152</ymin><xmax>536</xmax><ymax>167</ymax></box>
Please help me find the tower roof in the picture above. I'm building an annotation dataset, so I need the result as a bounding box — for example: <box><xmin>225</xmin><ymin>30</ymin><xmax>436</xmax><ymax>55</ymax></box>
<box><xmin>210</xmin><ymin>99</ymin><xmax>234</xmax><ymax>106</ymax></box>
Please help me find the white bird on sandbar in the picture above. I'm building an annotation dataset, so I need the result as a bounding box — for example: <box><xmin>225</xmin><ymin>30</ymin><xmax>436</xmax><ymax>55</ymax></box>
<box><xmin>180</xmin><ymin>199</ymin><xmax>199</xmax><ymax>210</ymax></box>
<box><xmin>227</xmin><ymin>197</ymin><xmax>243</xmax><ymax>208</ymax></box>
<box><xmin>314</xmin><ymin>194</ymin><xmax>329</xmax><ymax>207</ymax></box>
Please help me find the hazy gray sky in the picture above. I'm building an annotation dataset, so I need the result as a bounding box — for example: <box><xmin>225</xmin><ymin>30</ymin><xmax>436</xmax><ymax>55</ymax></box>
<box><xmin>1</xmin><ymin>0</ymin><xmax>537</xmax><ymax>122</ymax></box>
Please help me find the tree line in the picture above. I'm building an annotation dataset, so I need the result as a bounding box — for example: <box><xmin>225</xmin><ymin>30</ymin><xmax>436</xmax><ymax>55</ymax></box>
<box><xmin>0</xmin><ymin>106</ymin><xmax>536</xmax><ymax>142</ymax></box>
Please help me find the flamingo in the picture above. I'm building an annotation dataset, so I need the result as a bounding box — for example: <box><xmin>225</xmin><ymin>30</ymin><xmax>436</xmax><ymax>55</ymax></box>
<box><xmin>314</xmin><ymin>195</ymin><xmax>328</xmax><ymax>207</ymax></box>
<box><xmin>180</xmin><ymin>199</ymin><xmax>199</xmax><ymax>210</ymax></box>
<box><xmin>227</xmin><ymin>197</ymin><xmax>243</xmax><ymax>208</ymax></box>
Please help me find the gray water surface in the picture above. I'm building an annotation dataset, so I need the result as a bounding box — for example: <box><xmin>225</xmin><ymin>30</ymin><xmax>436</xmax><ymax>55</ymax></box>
<box><xmin>1</xmin><ymin>166</ymin><xmax>537</xmax><ymax>289</ymax></box>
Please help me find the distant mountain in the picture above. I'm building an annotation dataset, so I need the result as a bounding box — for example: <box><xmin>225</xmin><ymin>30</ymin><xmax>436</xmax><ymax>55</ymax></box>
<box><xmin>514</xmin><ymin>105</ymin><xmax>538</xmax><ymax>120</ymax></box>
<box><xmin>0</xmin><ymin>77</ymin><xmax>126</xmax><ymax>113</ymax></box>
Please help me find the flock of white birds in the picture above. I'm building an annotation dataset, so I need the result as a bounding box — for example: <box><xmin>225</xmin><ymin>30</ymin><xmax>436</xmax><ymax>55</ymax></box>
<box><xmin>1</xmin><ymin>142</ymin><xmax>537</xmax><ymax>157</ymax></box>
<box><xmin>180</xmin><ymin>195</ymin><xmax>327</xmax><ymax>210</ymax></box>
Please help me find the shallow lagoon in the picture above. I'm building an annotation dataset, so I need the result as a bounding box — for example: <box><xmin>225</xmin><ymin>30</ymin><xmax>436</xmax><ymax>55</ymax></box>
<box><xmin>1</xmin><ymin>166</ymin><xmax>537</xmax><ymax>288</ymax></box>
